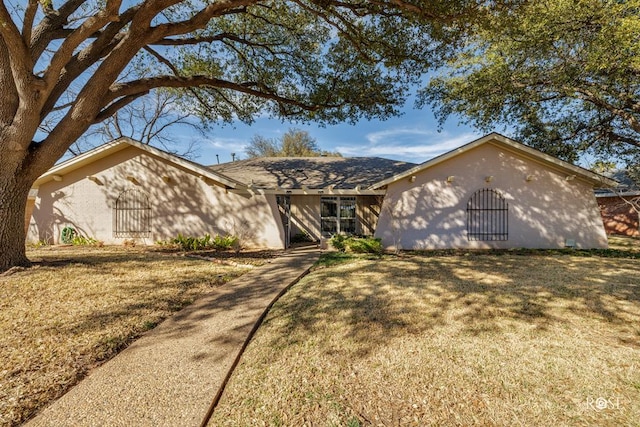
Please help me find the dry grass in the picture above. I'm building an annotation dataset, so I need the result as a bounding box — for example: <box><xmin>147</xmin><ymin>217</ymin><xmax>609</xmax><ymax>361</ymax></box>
<box><xmin>211</xmin><ymin>247</ymin><xmax>640</xmax><ymax>426</ymax></box>
<box><xmin>0</xmin><ymin>245</ymin><xmax>267</xmax><ymax>427</ymax></box>
<box><xmin>608</xmin><ymin>235</ymin><xmax>640</xmax><ymax>252</ymax></box>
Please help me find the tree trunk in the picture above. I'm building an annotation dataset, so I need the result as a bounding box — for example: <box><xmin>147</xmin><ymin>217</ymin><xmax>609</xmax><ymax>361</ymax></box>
<box><xmin>0</xmin><ymin>171</ymin><xmax>33</xmax><ymax>272</ymax></box>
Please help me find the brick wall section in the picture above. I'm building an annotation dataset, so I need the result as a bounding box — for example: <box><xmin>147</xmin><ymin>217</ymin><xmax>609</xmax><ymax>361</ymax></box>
<box><xmin>598</xmin><ymin>196</ymin><xmax>640</xmax><ymax>237</ymax></box>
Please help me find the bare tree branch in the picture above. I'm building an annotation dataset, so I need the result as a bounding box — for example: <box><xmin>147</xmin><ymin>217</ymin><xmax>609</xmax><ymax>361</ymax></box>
<box><xmin>41</xmin><ymin>5</ymin><xmax>140</xmax><ymax>118</ymax></box>
<box><xmin>292</xmin><ymin>0</ymin><xmax>375</xmax><ymax>63</ymax></box>
<box><xmin>143</xmin><ymin>46</ymin><xmax>181</xmax><ymax>75</ymax></box>
<box><xmin>94</xmin><ymin>92</ymin><xmax>148</xmax><ymax>123</ymax></box>
<box><xmin>151</xmin><ymin>32</ymin><xmax>281</xmax><ymax>49</ymax></box>
<box><xmin>570</xmin><ymin>86</ymin><xmax>640</xmax><ymax>136</ymax></box>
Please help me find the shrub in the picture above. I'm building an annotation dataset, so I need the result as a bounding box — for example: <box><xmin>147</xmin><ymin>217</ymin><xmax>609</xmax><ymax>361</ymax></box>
<box><xmin>170</xmin><ymin>233</ymin><xmax>211</xmax><ymax>251</ymax></box>
<box><xmin>330</xmin><ymin>235</ymin><xmax>383</xmax><ymax>254</ymax></box>
<box><xmin>212</xmin><ymin>235</ymin><xmax>239</xmax><ymax>251</ymax></box>
<box><xmin>71</xmin><ymin>235</ymin><xmax>102</xmax><ymax>246</ymax></box>
<box><xmin>345</xmin><ymin>236</ymin><xmax>383</xmax><ymax>254</ymax></box>
<box><xmin>330</xmin><ymin>234</ymin><xmax>347</xmax><ymax>251</ymax></box>
<box><xmin>157</xmin><ymin>233</ymin><xmax>239</xmax><ymax>251</ymax></box>
<box><xmin>59</xmin><ymin>228</ymin><xmax>100</xmax><ymax>246</ymax></box>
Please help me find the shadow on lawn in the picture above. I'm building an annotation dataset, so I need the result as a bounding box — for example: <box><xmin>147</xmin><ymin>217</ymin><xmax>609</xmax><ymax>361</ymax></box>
<box><xmin>26</xmin><ymin>249</ymin><xmax>261</xmax><ymax>360</ymax></box>
<box><xmin>82</xmin><ymin>250</ymin><xmax>322</xmax><ymax>365</ymax></box>
<box><xmin>263</xmin><ymin>253</ymin><xmax>640</xmax><ymax>360</ymax></box>
<box><xmin>43</xmin><ymin>267</ymin><xmax>238</xmax><ymax>363</ymax></box>
<box><xmin>30</xmin><ymin>247</ymin><xmax>281</xmax><ymax>266</ymax></box>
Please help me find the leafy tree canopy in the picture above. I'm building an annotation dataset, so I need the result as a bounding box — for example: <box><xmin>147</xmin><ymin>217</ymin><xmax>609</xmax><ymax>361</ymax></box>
<box><xmin>420</xmin><ymin>0</ymin><xmax>640</xmax><ymax>166</ymax></box>
<box><xmin>0</xmin><ymin>0</ymin><xmax>488</xmax><ymax>271</ymax></box>
<box><xmin>245</xmin><ymin>128</ymin><xmax>340</xmax><ymax>157</ymax></box>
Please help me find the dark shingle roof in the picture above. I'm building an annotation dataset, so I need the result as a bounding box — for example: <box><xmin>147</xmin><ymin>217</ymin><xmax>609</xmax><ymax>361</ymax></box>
<box><xmin>209</xmin><ymin>157</ymin><xmax>417</xmax><ymax>189</ymax></box>
<box><xmin>610</xmin><ymin>170</ymin><xmax>639</xmax><ymax>190</ymax></box>
<box><xmin>595</xmin><ymin>169</ymin><xmax>639</xmax><ymax>195</ymax></box>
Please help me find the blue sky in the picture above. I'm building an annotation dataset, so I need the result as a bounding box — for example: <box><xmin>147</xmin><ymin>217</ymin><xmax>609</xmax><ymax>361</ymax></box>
<box><xmin>182</xmin><ymin>101</ymin><xmax>485</xmax><ymax>166</ymax></box>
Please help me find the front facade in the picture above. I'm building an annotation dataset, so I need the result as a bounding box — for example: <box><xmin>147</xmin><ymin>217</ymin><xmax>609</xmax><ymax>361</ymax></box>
<box><xmin>375</xmin><ymin>140</ymin><xmax>609</xmax><ymax>249</ymax></box>
<box><xmin>28</xmin><ymin>142</ymin><xmax>285</xmax><ymax>248</ymax></box>
<box><xmin>27</xmin><ymin>133</ymin><xmax>614</xmax><ymax>250</ymax></box>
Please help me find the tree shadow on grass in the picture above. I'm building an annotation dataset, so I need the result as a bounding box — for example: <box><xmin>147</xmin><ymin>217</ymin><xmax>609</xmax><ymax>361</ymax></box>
<box><xmin>262</xmin><ymin>254</ymin><xmax>640</xmax><ymax>361</ymax></box>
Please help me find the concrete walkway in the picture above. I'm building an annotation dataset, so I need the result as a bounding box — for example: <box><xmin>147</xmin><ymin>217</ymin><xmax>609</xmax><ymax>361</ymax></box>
<box><xmin>27</xmin><ymin>247</ymin><xmax>322</xmax><ymax>427</ymax></box>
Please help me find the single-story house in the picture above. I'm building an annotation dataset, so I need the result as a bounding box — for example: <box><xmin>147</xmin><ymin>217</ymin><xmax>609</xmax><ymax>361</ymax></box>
<box><xmin>27</xmin><ymin>133</ymin><xmax>615</xmax><ymax>250</ymax></box>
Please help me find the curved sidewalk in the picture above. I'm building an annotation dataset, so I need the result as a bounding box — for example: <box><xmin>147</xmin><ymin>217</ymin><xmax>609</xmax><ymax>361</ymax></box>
<box><xmin>27</xmin><ymin>247</ymin><xmax>322</xmax><ymax>427</ymax></box>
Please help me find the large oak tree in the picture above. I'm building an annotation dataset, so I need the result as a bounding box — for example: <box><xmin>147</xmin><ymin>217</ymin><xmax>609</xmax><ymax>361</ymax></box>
<box><xmin>421</xmin><ymin>0</ymin><xmax>640</xmax><ymax>164</ymax></box>
<box><xmin>0</xmin><ymin>0</ymin><xmax>481</xmax><ymax>271</ymax></box>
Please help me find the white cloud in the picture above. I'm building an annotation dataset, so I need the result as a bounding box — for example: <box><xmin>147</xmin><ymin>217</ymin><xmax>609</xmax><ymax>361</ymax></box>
<box><xmin>336</xmin><ymin>128</ymin><xmax>482</xmax><ymax>162</ymax></box>
<box><xmin>203</xmin><ymin>136</ymin><xmax>248</xmax><ymax>151</ymax></box>
<box><xmin>364</xmin><ymin>128</ymin><xmax>436</xmax><ymax>145</ymax></box>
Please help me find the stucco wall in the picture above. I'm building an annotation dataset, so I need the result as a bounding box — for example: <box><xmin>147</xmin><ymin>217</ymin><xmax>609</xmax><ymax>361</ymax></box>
<box><xmin>24</xmin><ymin>199</ymin><xmax>36</xmax><ymax>235</ymax></box>
<box><xmin>375</xmin><ymin>143</ymin><xmax>608</xmax><ymax>249</ymax></box>
<box><xmin>28</xmin><ymin>146</ymin><xmax>285</xmax><ymax>248</ymax></box>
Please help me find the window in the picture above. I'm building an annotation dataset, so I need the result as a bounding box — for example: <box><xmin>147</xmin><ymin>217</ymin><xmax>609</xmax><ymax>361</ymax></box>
<box><xmin>321</xmin><ymin>197</ymin><xmax>338</xmax><ymax>235</ymax></box>
<box><xmin>466</xmin><ymin>188</ymin><xmax>508</xmax><ymax>241</ymax></box>
<box><xmin>114</xmin><ymin>189</ymin><xmax>151</xmax><ymax>238</ymax></box>
<box><xmin>339</xmin><ymin>197</ymin><xmax>356</xmax><ymax>235</ymax></box>
<box><xmin>321</xmin><ymin>196</ymin><xmax>356</xmax><ymax>237</ymax></box>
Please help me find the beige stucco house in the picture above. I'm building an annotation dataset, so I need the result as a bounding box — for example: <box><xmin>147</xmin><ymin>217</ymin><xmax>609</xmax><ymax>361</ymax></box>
<box><xmin>27</xmin><ymin>133</ymin><xmax>615</xmax><ymax>250</ymax></box>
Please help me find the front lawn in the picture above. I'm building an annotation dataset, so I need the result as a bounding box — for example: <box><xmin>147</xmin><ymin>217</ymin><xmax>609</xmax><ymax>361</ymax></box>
<box><xmin>0</xmin><ymin>246</ymin><xmax>269</xmax><ymax>427</ymax></box>
<box><xmin>211</xmin><ymin>245</ymin><xmax>640</xmax><ymax>426</ymax></box>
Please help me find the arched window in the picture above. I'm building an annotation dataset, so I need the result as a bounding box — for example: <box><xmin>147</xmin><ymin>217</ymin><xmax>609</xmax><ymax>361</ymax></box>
<box><xmin>114</xmin><ymin>189</ymin><xmax>151</xmax><ymax>238</ymax></box>
<box><xmin>466</xmin><ymin>188</ymin><xmax>508</xmax><ymax>241</ymax></box>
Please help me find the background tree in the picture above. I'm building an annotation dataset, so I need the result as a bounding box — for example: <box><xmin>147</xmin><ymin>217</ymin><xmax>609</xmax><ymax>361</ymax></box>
<box><xmin>0</xmin><ymin>0</ymin><xmax>483</xmax><ymax>271</ymax></box>
<box><xmin>71</xmin><ymin>90</ymin><xmax>202</xmax><ymax>158</ymax></box>
<box><xmin>420</xmin><ymin>0</ymin><xmax>640</xmax><ymax>165</ymax></box>
<box><xmin>245</xmin><ymin>128</ymin><xmax>340</xmax><ymax>157</ymax></box>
